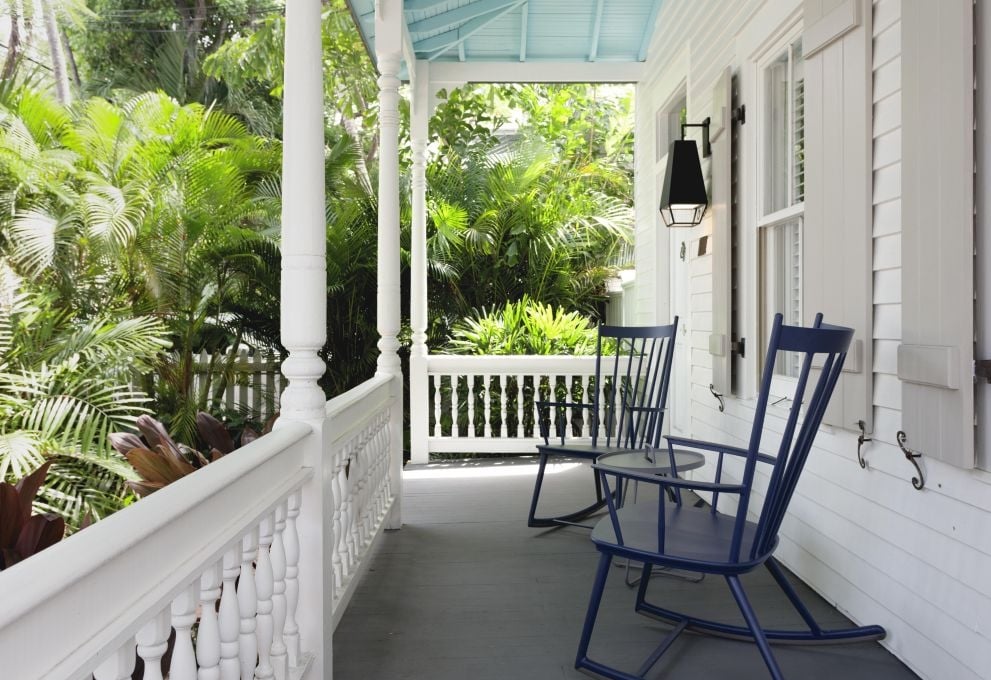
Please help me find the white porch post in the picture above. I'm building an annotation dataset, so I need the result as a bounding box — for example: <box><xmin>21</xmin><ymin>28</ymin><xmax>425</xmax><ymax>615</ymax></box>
<box><xmin>375</xmin><ymin>0</ymin><xmax>405</xmax><ymax>528</ymax></box>
<box><xmin>409</xmin><ymin>60</ymin><xmax>430</xmax><ymax>465</ymax></box>
<box><xmin>279</xmin><ymin>0</ymin><xmax>331</xmax><ymax>675</ymax></box>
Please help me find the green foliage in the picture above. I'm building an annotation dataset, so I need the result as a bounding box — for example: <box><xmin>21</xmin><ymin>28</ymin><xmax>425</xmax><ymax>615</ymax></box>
<box><xmin>424</xmin><ymin>144</ymin><xmax>633</xmax><ymax>329</ymax></box>
<box><xmin>0</xmin><ymin>278</ymin><xmax>168</xmax><ymax>530</ymax></box>
<box><xmin>446</xmin><ymin>296</ymin><xmax>600</xmax><ymax>356</ymax></box>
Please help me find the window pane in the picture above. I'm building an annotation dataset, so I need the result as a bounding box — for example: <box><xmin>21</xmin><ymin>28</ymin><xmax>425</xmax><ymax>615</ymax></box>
<box><xmin>761</xmin><ymin>218</ymin><xmax>802</xmax><ymax>377</ymax></box>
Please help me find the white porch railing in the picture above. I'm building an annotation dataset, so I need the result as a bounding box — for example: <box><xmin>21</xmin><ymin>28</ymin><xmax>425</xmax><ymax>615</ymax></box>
<box><xmin>411</xmin><ymin>355</ymin><xmax>608</xmax><ymax>462</ymax></box>
<box><xmin>0</xmin><ymin>374</ymin><xmax>399</xmax><ymax>680</ymax></box>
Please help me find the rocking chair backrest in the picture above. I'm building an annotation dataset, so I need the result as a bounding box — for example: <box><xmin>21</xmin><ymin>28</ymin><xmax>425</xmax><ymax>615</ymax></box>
<box><xmin>592</xmin><ymin>319</ymin><xmax>679</xmax><ymax>450</ymax></box>
<box><xmin>733</xmin><ymin>313</ymin><xmax>853</xmax><ymax>561</ymax></box>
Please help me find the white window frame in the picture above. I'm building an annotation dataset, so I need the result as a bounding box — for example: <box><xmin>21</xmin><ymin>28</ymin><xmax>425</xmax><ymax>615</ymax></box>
<box><xmin>755</xmin><ymin>22</ymin><xmax>805</xmax><ymax>398</ymax></box>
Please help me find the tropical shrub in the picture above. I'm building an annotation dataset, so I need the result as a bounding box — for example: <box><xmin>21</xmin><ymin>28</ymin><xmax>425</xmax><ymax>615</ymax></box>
<box><xmin>0</xmin><ymin>463</ymin><xmax>66</xmax><ymax>570</ymax></box>
<box><xmin>110</xmin><ymin>412</ymin><xmax>274</xmax><ymax>497</ymax></box>
<box><xmin>445</xmin><ymin>296</ymin><xmax>601</xmax><ymax>356</ymax></box>
<box><xmin>0</xmin><ymin>274</ymin><xmax>169</xmax><ymax>530</ymax></box>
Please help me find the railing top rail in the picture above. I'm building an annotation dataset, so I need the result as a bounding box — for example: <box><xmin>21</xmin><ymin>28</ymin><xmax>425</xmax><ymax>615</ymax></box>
<box><xmin>326</xmin><ymin>374</ymin><xmax>395</xmax><ymax>448</ymax></box>
<box><xmin>426</xmin><ymin>354</ymin><xmax>609</xmax><ymax>373</ymax></box>
<box><xmin>0</xmin><ymin>420</ymin><xmax>312</xmax><ymax>679</ymax></box>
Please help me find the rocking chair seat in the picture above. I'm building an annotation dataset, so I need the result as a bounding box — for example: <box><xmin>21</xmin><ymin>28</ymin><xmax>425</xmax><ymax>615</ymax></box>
<box><xmin>590</xmin><ymin>502</ymin><xmax>767</xmax><ymax>574</ymax></box>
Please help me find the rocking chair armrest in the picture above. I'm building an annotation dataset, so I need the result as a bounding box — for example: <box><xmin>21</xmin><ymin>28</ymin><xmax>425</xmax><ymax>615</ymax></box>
<box><xmin>591</xmin><ymin>463</ymin><xmax>745</xmax><ymax>495</ymax></box>
<box><xmin>664</xmin><ymin>435</ymin><xmax>776</xmax><ymax>466</ymax></box>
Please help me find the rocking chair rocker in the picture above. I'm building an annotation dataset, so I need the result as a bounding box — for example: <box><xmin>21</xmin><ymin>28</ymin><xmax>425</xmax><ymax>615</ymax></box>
<box><xmin>575</xmin><ymin>313</ymin><xmax>886</xmax><ymax>680</ymax></box>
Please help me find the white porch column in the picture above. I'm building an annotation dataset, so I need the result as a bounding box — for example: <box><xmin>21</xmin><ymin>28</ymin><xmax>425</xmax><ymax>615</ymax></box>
<box><xmin>375</xmin><ymin>0</ymin><xmax>405</xmax><ymax>529</ymax></box>
<box><xmin>409</xmin><ymin>60</ymin><xmax>430</xmax><ymax>464</ymax></box>
<box><xmin>279</xmin><ymin>0</ymin><xmax>331</xmax><ymax>675</ymax></box>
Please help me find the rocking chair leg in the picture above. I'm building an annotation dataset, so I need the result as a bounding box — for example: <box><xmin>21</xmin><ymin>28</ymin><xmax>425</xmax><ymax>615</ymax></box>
<box><xmin>726</xmin><ymin>575</ymin><xmax>785</xmax><ymax>680</ymax></box>
<box><xmin>527</xmin><ymin>452</ymin><xmax>550</xmax><ymax>527</ymax></box>
<box><xmin>575</xmin><ymin>553</ymin><xmax>611</xmax><ymax>671</ymax></box>
<box><xmin>764</xmin><ymin>558</ymin><xmax>823</xmax><ymax>636</ymax></box>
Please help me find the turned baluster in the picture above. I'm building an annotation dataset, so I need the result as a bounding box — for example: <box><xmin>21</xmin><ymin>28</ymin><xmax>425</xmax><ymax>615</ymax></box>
<box><xmin>467</xmin><ymin>375</ymin><xmax>476</xmax><ymax>438</ymax></box>
<box><xmin>197</xmin><ymin>561</ymin><xmax>222</xmax><ymax>680</ymax></box>
<box><xmin>255</xmin><ymin>513</ymin><xmax>276</xmax><ymax>679</ymax></box>
<box><xmin>450</xmin><ymin>375</ymin><xmax>458</xmax><ymax>437</ymax></box>
<box><xmin>433</xmin><ymin>375</ymin><xmax>442</xmax><ymax>437</ymax></box>
<box><xmin>330</xmin><ymin>450</ymin><xmax>344</xmax><ymax>594</ymax></box>
<box><xmin>218</xmin><ymin>547</ymin><xmax>241</xmax><ymax>680</ymax></box>
<box><xmin>170</xmin><ymin>584</ymin><xmax>197</xmax><ymax>680</ymax></box>
<box><xmin>93</xmin><ymin>639</ymin><xmax>135</xmax><ymax>680</ymax></box>
<box><xmin>284</xmin><ymin>491</ymin><xmax>302</xmax><ymax>667</ymax></box>
<box><xmin>515</xmin><ymin>374</ymin><xmax>523</xmax><ymax>438</ymax></box>
<box><xmin>270</xmin><ymin>502</ymin><xmax>289</xmax><ymax>680</ymax></box>
<box><xmin>238</xmin><ymin>529</ymin><xmax>258</xmax><ymax>680</ymax></box>
<box><xmin>483</xmin><ymin>373</ymin><xmax>492</xmax><ymax>437</ymax></box>
<box><xmin>499</xmin><ymin>375</ymin><xmax>508</xmax><ymax>438</ymax></box>
<box><xmin>136</xmin><ymin>609</ymin><xmax>171</xmax><ymax>680</ymax></box>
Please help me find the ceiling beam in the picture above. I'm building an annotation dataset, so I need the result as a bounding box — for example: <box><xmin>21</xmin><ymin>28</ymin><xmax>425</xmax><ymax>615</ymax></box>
<box><xmin>407</xmin><ymin>0</ymin><xmax>521</xmax><ymax>36</ymax></box>
<box><xmin>414</xmin><ymin>1</ymin><xmax>526</xmax><ymax>57</ymax></box>
<box><xmin>429</xmin><ymin>60</ymin><xmax>645</xmax><ymax>83</ymax></box>
<box><xmin>639</xmin><ymin>0</ymin><xmax>664</xmax><ymax>61</ymax></box>
<box><xmin>589</xmin><ymin>0</ymin><xmax>604</xmax><ymax>62</ymax></box>
<box><xmin>519</xmin><ymin>2</ymin><xmax>528</xmax><ymax>61</ymax></box>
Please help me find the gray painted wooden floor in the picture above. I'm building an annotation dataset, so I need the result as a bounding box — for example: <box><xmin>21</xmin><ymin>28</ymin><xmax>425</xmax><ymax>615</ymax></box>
<box><xmin>334</xmin><ymin>458</ymin><xmax>918</xmax><ymax>680</ymax></box>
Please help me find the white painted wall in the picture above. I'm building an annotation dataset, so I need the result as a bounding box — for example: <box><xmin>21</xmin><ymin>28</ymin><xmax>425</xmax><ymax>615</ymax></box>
<box><xmin>635</xmin><ymin>1</ymin><xmax>991</xmax><ymax>678</ymax></box>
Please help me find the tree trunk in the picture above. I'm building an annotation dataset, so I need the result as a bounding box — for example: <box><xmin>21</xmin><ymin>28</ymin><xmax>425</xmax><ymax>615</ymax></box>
<box><xmin>38</xmin><ymin>0</ymin><xmax>71</xmax><ymax>105</ymax></box>
<box><xmin>2</xmin><ymin>0</ymin><xmax>23</xmax><ymax>82</ymax></box>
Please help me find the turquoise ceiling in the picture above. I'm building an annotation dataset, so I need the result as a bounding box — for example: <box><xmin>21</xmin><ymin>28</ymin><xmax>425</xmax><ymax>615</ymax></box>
<box><xmin>347</xmin><ymin>0</ymin><xmax>664</xmax><ymax>67</ymax></box>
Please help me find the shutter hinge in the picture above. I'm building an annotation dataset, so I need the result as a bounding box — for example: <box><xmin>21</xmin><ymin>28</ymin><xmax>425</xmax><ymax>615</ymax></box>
<box><xmin>732</xmin><ymin>337</ymin><xmax>745</xmax><ymax>358</ymax></box>
<box><xmin>975</xmin><ymin>360</ymin><xmax>991</xmax><ymax>383</ymax></box>
<box><xmin>732</xmin><ymin>104</ymin><xmax>746</xmax><ymax>125</ymax></box>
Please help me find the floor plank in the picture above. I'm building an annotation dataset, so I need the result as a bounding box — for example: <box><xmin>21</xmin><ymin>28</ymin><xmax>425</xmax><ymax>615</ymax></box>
<box><xmin>334</xmin><ymin>457</ymin><xmax>919</xmax><ymax>679</ymax></box>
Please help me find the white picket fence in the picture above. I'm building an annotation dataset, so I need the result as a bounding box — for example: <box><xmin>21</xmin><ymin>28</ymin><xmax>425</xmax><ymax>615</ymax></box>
<box><xmin>185</xmin><ymin>349</ymin><xmax>284</xmax><ymax>421</ymax></box>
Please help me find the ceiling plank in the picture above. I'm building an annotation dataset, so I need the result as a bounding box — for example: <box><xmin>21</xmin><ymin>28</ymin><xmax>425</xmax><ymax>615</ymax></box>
<box><xmin>429</xmin><ymin>60</ymin><xmax>644</xmax><ymax>83</ymax></box>
<box><xmin>519</xmin><ymin>2</ymin><xmax>528</xmax><ymax>61</ymax></box>
<box><xmin>407</xmin><ymin>0</ymin><xmax>521</xmax><ymax>35</ymax></box>
<box><xmin>414</xmin><ymin>1</ymin><xmax>525</xmax><ymax>56</ymax></box>
<box><xmin>403</xmin><ymin>0</ymin><xmax>452</xmax><ymax>12</ymax></box>
<box><xmin>638</xmin><ymin>0</ymin><xmax>664</xmax><ymax>61</ymax></box>
<box><xmin>589</xmin><ymin>0</ymin><xmax>604</xmax><ymax>62</ymax></box>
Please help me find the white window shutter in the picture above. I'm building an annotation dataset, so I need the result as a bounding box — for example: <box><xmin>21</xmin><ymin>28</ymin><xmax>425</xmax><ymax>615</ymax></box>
<box><xmin>898</xmin><ymin>1</ymin><xmax>975</xmax><ymax>468</ymax></box>
<box><xmin>802</xmin><ymin>0</ymin><xmax>873</xmax><ymax>431</ymax></box>
<box><xmin>708</xmin><ymin>67</ymin><xmax>733</xmax><ymax>396</ymax></box>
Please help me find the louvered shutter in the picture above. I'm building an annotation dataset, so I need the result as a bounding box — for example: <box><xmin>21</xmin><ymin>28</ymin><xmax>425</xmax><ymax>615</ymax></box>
<box><xmin>708</xmin><ymin>67</ymin><xmax>733</xmax><ymax>395</ymax></box>
<box><xmin>898</xmin><ymin>1</ymin><xmax>975</xmax><ymax>468</ymax></box>
<box><xmin>801</xmin><ymin>0</ymin><xmax>873</xmax><ymax>431</ymax></box>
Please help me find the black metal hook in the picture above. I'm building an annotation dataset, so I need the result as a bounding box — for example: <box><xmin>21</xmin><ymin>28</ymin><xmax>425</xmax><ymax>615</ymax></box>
<box><xmin>708</xmin><ymin>384</ymin><xmax>725</xmax><ymax>412</ymax></box>
<box><xmin>856</xmin><ymin>420</ymin><xmax>872</xmax><ymax>469</ymax></box>
<box><xmin>896</xmin><ymin>431</ymin><xmax>925</xmax><ymax>491</ymax></box>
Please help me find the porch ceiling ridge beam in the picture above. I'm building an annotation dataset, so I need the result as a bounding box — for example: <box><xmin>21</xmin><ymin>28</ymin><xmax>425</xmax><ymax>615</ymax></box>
<box><xmin>429</xmin><ymin>60</ymin><xmax>645</xmax><ymax>83</ymax></box>
<box><xmin>407</xmin><ymin>0</ymin><xmax>520</xmax><ymax>36</ymax></box>
<box><xmin>638</xmin><ymin>0</ymin><xmax>664</xmax><ymax>61</ymax></box>
<box><xmin>519</xmin><ymin>1</ymin><xmax>528</xmax><ymax>61</ymax></box>
<box><xmin>415</xmin><ymin>0</ymin><xmax>526</xmax><ymax>57</ymax></box>
<box><xmin>589</xmin><ymin>0</ymin><xmax>604</xmax><ymax>62</ymax></box>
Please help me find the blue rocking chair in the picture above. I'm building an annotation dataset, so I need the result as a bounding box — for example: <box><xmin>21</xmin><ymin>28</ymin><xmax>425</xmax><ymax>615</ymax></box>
<box><xmin>526</xmin><ymin>320</ymin><xmax>679</xmax><ymax>528</ymax></box>
<box><xmin>575</xmin><ymin>314</ymin><xmax>886</xmax><ymax>680</ymax></box>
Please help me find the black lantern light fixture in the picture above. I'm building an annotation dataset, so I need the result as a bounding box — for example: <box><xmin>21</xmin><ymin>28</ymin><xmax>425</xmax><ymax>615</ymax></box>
<box><xmin>659</xmin><ymin>117</ymin><xmax>711</xmax><ymax>228</ymax></box>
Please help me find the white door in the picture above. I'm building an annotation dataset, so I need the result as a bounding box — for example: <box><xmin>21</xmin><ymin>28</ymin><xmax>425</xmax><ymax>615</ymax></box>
<box><xmin>670</xmin><ymin>224</ymin><xmax>691</xmax><ymax>437</ymax></box>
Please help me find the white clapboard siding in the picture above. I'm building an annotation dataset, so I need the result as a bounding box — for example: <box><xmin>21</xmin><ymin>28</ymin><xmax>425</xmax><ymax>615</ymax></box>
<box><xmin>632</xmin><ymin>0</ymin><xmax>991</xmax><ymax>678</ymax></box>
<box><xmin>802</xmin><ymin>0</ymin><xmax>873</xmax><ymax>431</ymax></box>
<box><xmin>898</xmin><ymin>0</ymin><xmax>975</xmax><ymax>468</ymax></box>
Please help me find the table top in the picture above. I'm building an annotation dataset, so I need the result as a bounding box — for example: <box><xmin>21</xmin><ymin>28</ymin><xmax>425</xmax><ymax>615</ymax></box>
<box><xmin>596</xmin><ymin>448</ymin><xmax>705</xmax><ymax>474</ymax></box>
